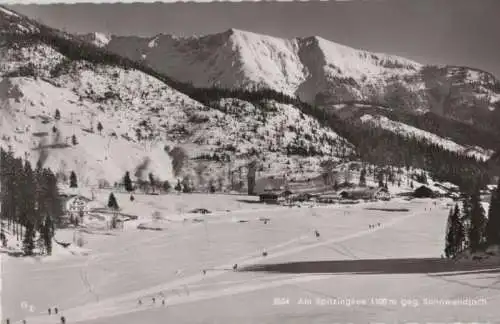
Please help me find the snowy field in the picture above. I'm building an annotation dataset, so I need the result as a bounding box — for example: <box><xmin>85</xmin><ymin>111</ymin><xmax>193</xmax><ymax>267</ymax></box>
<box><xmin>3</xmin><ymin>194</ymin><xmax>500</xmax><ymax>324</ymax></box>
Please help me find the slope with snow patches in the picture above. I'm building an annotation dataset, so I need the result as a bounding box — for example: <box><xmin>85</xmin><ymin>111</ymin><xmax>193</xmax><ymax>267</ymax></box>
<box><xmin>0</xmin><ymin>6</ymin><xmax>39</xmax><ymax>34</ymax></box>
<box><xmin>360</xmin><ymin>114</ymin><xmax>494</xmax><ymax>161</ymax></box>
<box><xmin>0</xmin><ymin>36</ymin><xmax>352</xmax><ymax>187</ymax></box>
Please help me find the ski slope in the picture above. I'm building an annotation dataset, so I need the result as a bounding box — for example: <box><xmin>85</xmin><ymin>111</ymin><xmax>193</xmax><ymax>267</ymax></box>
<box><xmin>3</xmin><ymin>194</ymin><xmax>500</xmax><ymax>324</ymax></box>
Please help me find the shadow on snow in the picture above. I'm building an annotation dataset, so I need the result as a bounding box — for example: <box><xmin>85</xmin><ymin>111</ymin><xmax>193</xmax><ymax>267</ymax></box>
<box><xmin>241</xmin><ymin>257</ymin><xmax>500</xmax><ymax>276</ymax></box>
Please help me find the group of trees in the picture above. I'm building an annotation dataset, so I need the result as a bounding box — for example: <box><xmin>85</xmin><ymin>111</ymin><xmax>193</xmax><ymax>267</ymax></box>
<box><xmin>0</xmin><ymin>149</ymin><xmax>63</xmax><ymax>256</ymax></box>
<box><xmin>445</xmin><ymin>179</ymin><xmax>500</xmax><ymax>258</ymax></box>
<box><xmin>338</xmin><ymin>121</ymin><xmax>491</xmax><ymax>192</ymax></box>
<box><xmin>121</xmin><ymin>170</ymin><xmax>192</xmax><ymax>195</ymax></box>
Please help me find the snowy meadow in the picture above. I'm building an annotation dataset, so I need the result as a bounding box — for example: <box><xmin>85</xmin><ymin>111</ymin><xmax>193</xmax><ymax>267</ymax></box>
<box><xmin>3</xmin><ymin>193</ymin><xmax>500</xmax><ymax>324</ymax></box>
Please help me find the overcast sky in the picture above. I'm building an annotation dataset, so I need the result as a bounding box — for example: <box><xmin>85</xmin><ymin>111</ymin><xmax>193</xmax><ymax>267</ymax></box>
<box><xmin>8</xmin><ymin>0</ymin><xmax>500</xmax><ymax>78</ymax></box>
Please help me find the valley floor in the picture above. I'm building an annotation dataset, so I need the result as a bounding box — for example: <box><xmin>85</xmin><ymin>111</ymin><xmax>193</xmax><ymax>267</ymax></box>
<box><xmin>2</xmin><ymin>194</ymin><xmax>499</xmax><ymax>324</ymax></box>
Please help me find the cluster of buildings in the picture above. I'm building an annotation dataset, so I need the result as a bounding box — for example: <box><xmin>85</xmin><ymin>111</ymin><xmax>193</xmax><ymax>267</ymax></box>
<box><xmin>255</xmin><ymin>176</ymin><xmax>392</xmax><ymax>205</ymax></box>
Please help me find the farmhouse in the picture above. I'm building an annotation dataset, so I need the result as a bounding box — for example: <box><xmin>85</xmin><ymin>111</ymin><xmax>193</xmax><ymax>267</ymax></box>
<box><xmin>254</xmin><ymin>177</ymin><xmax>288</xmax><ymax>195</ymax></box>
<box><xmin>413</xmin><ymin>185</ymin><xmax>435</xmax><ymax>198</ymax></box>
<box><xmin>317</xmin><ymin>194</ymin><xmax>338</xmax><ymax>204</ymax></box>
<box><xmin>290</xmin><ymin>192</ymin><xmax>315</xmax><ymax>202</ymax></box>
<box><xmin>259</xmin><ymin>191</ymin><xmax>285</xmax><ymax>204</ymax></box>
<box><xmin>63</xmin><ymin>195</ymin><xmax>92</xmax><ymax>218</ymax></box>
<box><xmin>339</xmin><ymin>187</ymin><xmax>391</xmax><ymax>201</ymax></box>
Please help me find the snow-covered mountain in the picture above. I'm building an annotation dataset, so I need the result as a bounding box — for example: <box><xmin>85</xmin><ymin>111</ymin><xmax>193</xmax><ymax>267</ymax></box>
<box><xmin>2</xmin><ymin>5</ymin><xmax>499</xmax><ymax>193</ymax></box>
<box><xmin>0</xmin><ymin>8</ymin><xmax>353</xmax><ymax>188</ymax></box>
<box><xmin>96</xmin><ymin>27</ymin><xmax>500</xmax><ymax>161</ymax></box>
<box><xmin>100</xmin><ymin>28</ymin><xmax>421</xmax><ymax>105</ymax></box>
<box><xmin>94</xmin><ymin>28</ymin><xmax>500</xmax><ymax>117</ymax></box>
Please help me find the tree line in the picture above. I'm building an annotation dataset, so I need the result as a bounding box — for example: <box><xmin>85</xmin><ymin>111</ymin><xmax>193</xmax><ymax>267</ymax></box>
<box><xmin>0</xmin><ymin>148</ymin><xmax>63</xmax><ymax>255</ymax></box>
<box><xmin>445</xmin><ymin>178</ymin><xmax>500</xmax><ymax>258</ymax></box>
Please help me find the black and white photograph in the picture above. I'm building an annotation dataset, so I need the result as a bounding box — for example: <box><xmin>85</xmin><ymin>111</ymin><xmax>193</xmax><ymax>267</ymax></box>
<box><xmin>1</xmin><ymin>0</ymin><xmax>500</xmax><ymax>323</ymax></box>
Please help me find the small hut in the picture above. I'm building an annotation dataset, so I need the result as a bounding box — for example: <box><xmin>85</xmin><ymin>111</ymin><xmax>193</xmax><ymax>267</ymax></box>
<box><xmin>413</xmin><ymin>185</ymin><xmax>435</xmax><ymax>198</ymax></box>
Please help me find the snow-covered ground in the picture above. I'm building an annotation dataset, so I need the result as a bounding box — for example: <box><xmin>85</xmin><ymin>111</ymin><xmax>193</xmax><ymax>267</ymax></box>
<box><xmin>3</xmin><ymin>194</ymin><xmax>499</xmax><ymax>324</ymax></box>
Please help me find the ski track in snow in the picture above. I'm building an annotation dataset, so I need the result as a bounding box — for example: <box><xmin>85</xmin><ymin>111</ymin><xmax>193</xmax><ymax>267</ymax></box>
<box><xmin>23</xmin><ymin>205</ymin><xmax>424</xmax><ymax>324</ymax></box>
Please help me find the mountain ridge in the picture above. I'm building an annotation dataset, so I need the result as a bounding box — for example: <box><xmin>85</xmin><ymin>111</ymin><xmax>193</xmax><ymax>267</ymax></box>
<box><xmin>99</xmin><ymin>27</ymin><xmax>424</xmax><ymax>105</ymax></box>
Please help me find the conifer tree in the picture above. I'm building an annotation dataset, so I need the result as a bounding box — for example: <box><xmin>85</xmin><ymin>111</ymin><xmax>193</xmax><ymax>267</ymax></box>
<box><xmin>42</xmin><ymin>216</ymin><xmax>54</xmax><ymax>255</ymax></box>
<box><xmin>469</xmin><ymin>192</ymin><xmax>487</xmax><ymax>252</ymax></box>
<box><xmin>445</xmin><ymin>203</ymin><xmax>467</xmax><ymax>256</ymax></box>
<box><xmin>461</xmin><ymin>195</ymin><xmax>472</xmax><ymax>249</ymax></box>
<box><xmin>123</xmin><ymin>171</ymin><xmax>133</xmax><ymax>192</ymax></box>
<box><xmin>454</xmin><ymin>203</ymin><xmax>465</xmax><ymax>253</ymax></box>
<box><xmin>107</xmin><ymin>193</ymin><xmax>119</xmax><ymax>210</ymax></box>
<box><xmin>0</xmin><ymin>230</ymin><xmax>7</xmax><ymax>247</ymax></box>
<box><xmin>163</xmin><ymin>180</ymin><xmax>171</xmax><ymax>193</ymax></box>
<box><xmin>175</xmin><ymin>179</ymin><xmax>182</xmax><ymax>193</ymax></box>
<box><xmin>69</xmin><ymin>171</ymin><xmax>78</xmax><ymax>188</ymax></box>
<box><xmin>45</xmin><ymin>169</ymin><xmax>64</xmax><ymax>227</ymax></box>
<box><xmin>486</xmin><ymin>178</ymin><xmax>500</xmax><ymax>246</ymax></box>
<box><xmin>21</xmin><ymin>161</ymin><xmax>36</xmax><ymax>228</ymax></box>
<box><xmin>97</xmin><ymin>122</ymin><xmax>103</xmax><ymax>135</ymax></box>
<box><xmin>444</xmin><ymin>208</ymin><xmax>455</xmax><ymax>258</ymax></box>
<box><xmin>23</xmin><ymin>221</ymin><xmax>35</xmax><ymax>256</ymax></box>
<box><xmin>149</xmin><ymin>172</ymin><xmax>156</xmax><ymax>193</ymax></box>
